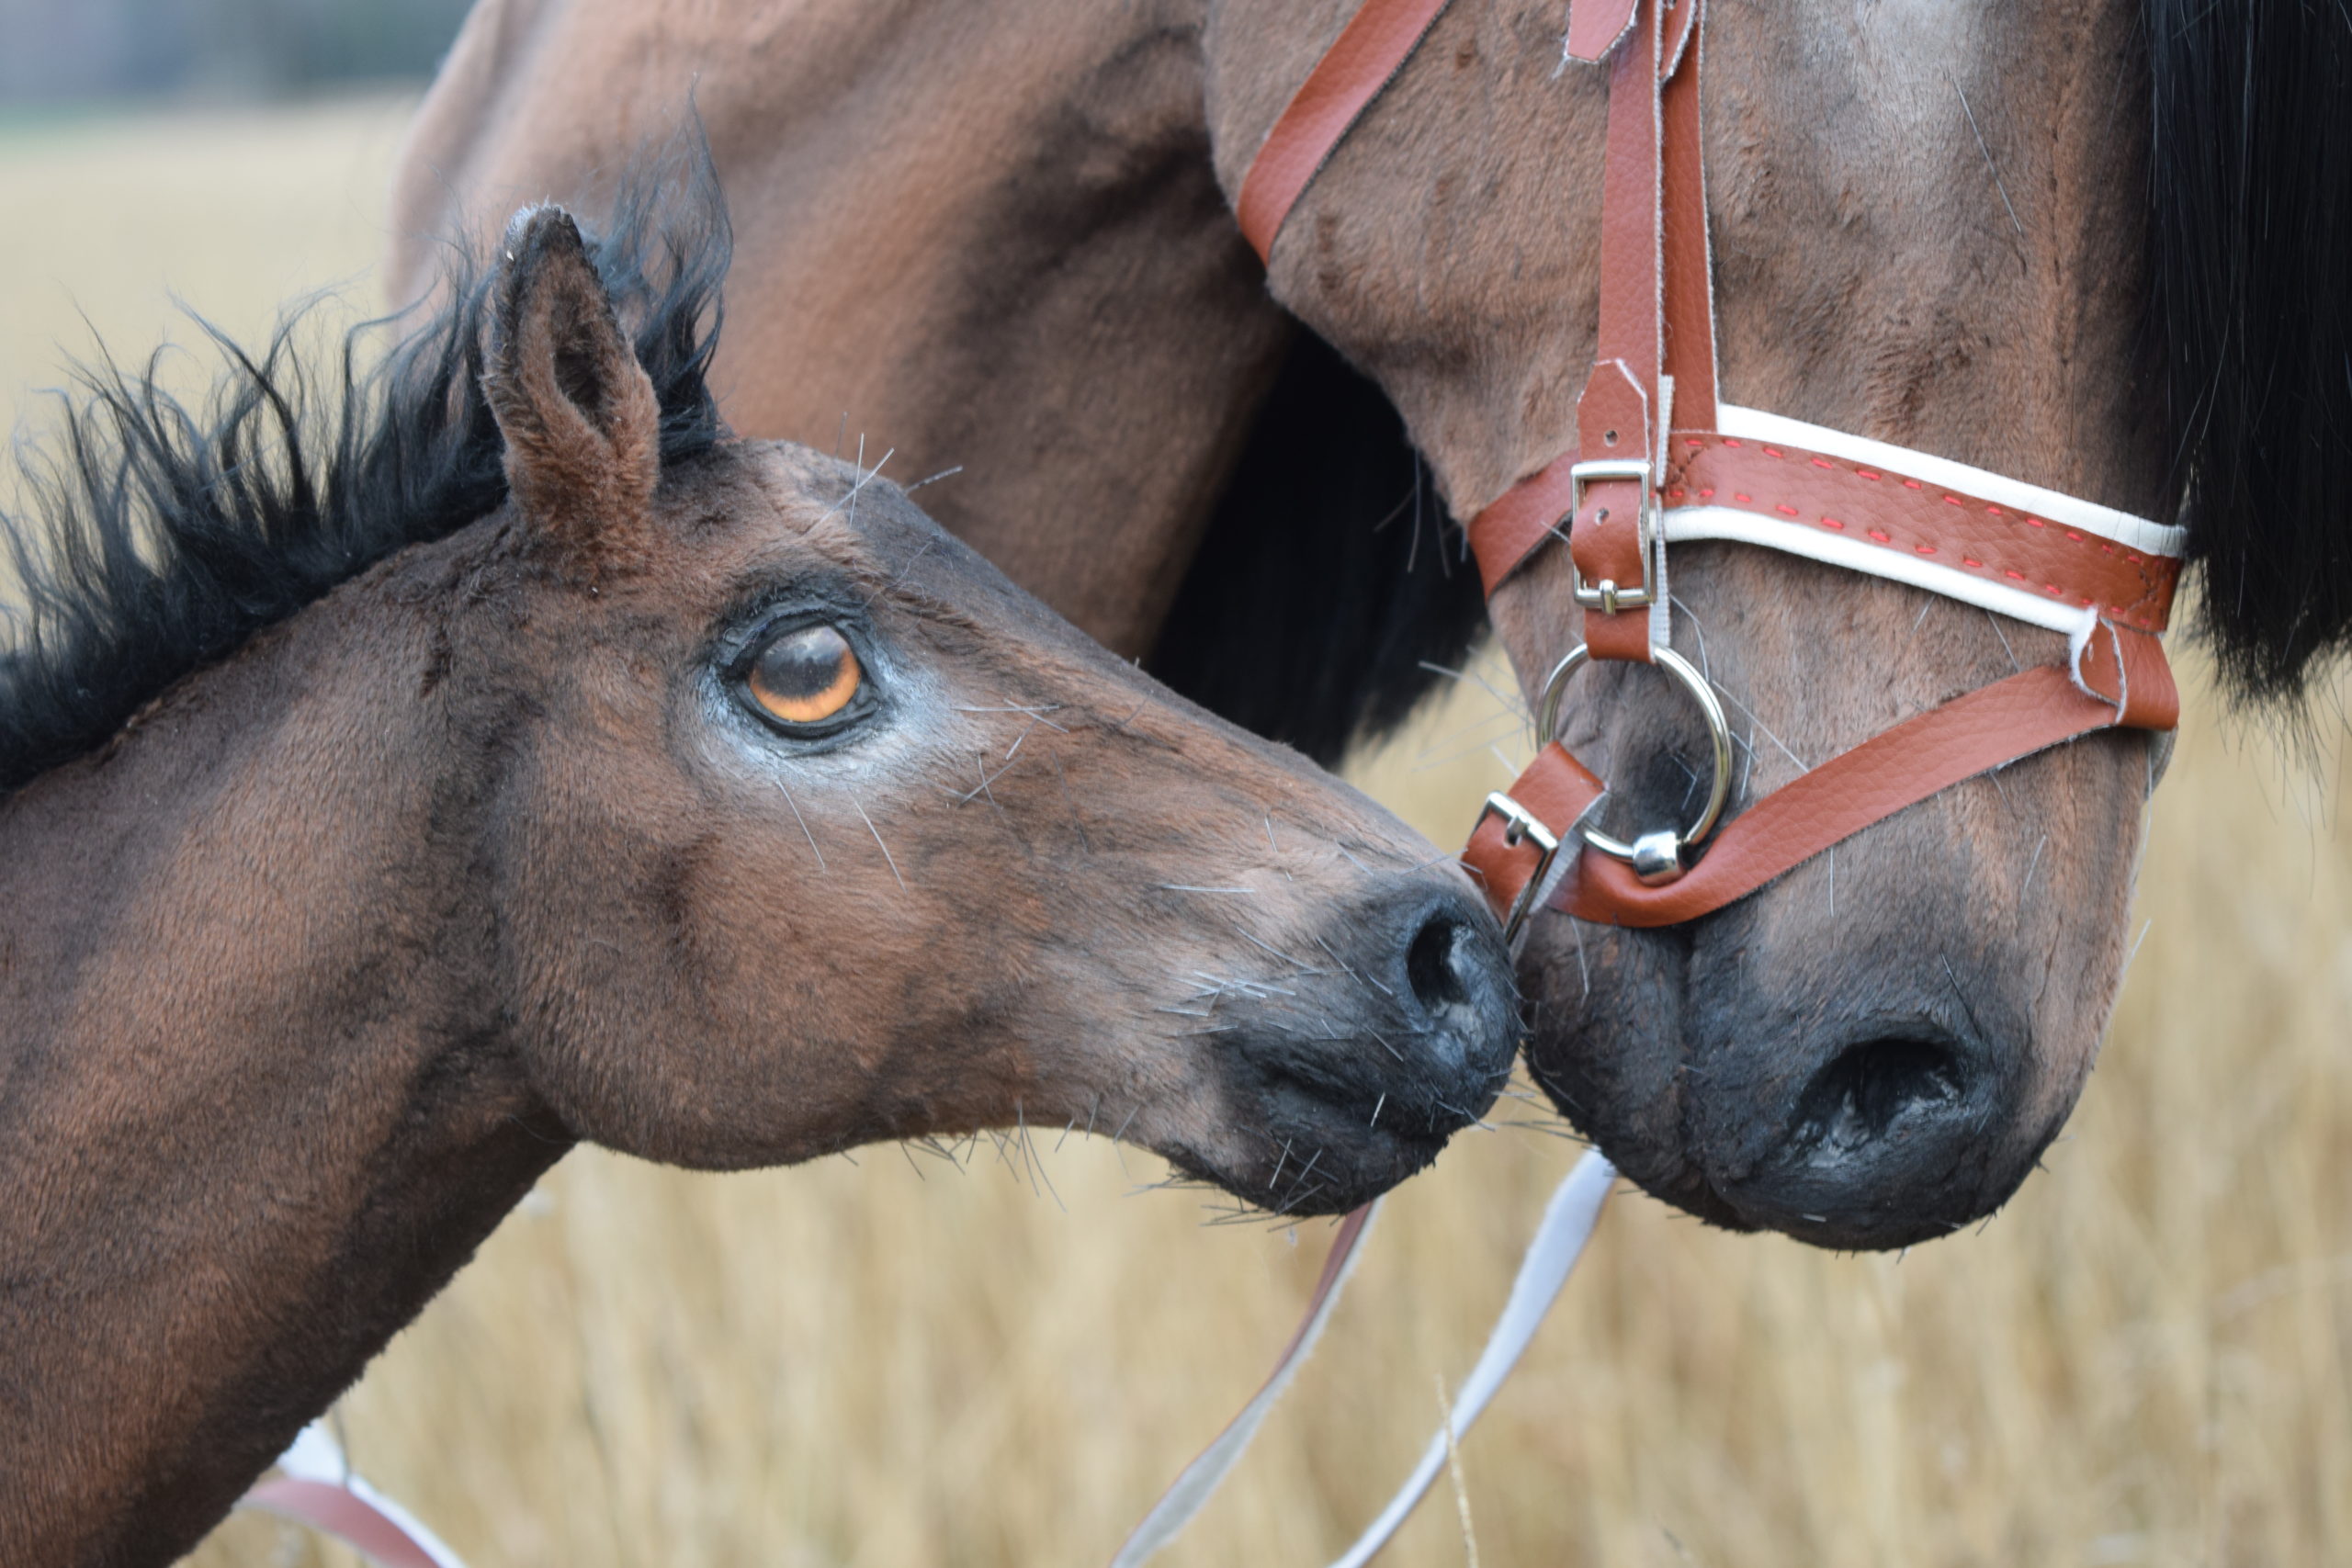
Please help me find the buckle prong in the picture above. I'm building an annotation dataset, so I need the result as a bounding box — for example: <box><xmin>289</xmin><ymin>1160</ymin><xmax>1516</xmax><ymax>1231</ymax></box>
<box><xmin>1476</xmin><ymin>792</ymin><xmax>1562</xmax><ymax>943</ymax></box>
<box><xmin>1566</xmin><ymin>458</ymin><xmax>1658</xmax><ymax>612</ymax></box>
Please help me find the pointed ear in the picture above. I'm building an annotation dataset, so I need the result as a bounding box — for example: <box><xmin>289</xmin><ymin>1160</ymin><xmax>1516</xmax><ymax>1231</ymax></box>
<box><xmin>485</xmin><ymin>205</ymin><xmax>662</xmax><ymax>568</ymax></box>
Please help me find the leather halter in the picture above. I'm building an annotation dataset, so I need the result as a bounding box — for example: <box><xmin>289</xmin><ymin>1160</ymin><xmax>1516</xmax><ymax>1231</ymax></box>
<box><xmin>1238</xmin><ymin>0</ymin><xmax>2182</xmax><ymax>938</ymax></box>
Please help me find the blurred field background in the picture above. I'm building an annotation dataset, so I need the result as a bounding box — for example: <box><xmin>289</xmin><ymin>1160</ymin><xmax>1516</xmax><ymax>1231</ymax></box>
<box><xmin>4</xmin><ymin>80</ymin><xmax>2348</xmax><ymax>1568</ymax></box>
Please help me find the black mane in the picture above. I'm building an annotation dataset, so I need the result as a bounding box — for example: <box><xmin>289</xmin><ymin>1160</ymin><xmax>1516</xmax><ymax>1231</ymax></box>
<box><xmin>2151</xmin><ymin>0</ymin><xmax>2352</xmax><ymax>701</ymax></box>
<box><xmin>1152</xmin><ymin>330</ymin><xmax>1487</xmax><ymax>766</ymax></box>
<box><xmin>0</xmin><ymin>160</ymin><xmax>729</xmax><ymax>795</ymax></box>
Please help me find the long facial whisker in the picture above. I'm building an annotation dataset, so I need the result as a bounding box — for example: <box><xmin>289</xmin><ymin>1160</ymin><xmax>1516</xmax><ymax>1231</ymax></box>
<box><xmin>1417</xmin><ymin>658</ymin><xmax>1532</xmax><ymax>722</ymax></box>
<box><xmin>2018</xmin><ymin>832</ymin><xmax>2049</xmax><ymax>917</ymax></box>
<box><xmin>1709</xmin><ymin>682</ymin><xmax>1807</xmax><ymax>774</ymax></box>
<box><xmin>776</xmin><ymin>779</ymin><xmax>825</xmax><ymax>871</ymax></box>
<box><xmin>857</xmin><ymin>534</ymin><xmax>937</xmax><ymax>612</ymax></box>
<box><xmin>1983</xmin><ymin>607</ymin><xmax>2022</xmax><ymax>672</ymax></box>
<box><xmin>1949</xmin><ymin>68</ymin><xmax>2028</xmax><ymax>247</ymax></box>
<box><xmin>903</xmin><ymin>464</ymin><xmax>963</xmax><ymax>494</ymax></box>
<box><xmin>851</xmin><ymin>796</ymin><xmax>906</xmax><ymax>892</ymax></box>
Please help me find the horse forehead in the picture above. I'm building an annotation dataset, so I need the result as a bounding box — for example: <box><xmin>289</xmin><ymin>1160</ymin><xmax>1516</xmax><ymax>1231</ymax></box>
<box><xmin>650</xmin><ymin>445</ymin><xmax>883</xmax><ymax>587</ymax></box>
<box><xmin>1205</xmin><ymin>0</ymin><xmax>2137</xmax><ymax>502</ymax></box>
<box><xmin>1217</xmin><ymin>0</ymin><xmax>2072</xmax><ymax>298</ymax></box>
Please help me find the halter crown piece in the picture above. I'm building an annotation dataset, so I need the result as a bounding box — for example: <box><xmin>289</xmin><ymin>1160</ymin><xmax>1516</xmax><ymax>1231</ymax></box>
<box><xmin>1236</xmin><ymin>0</ymin><xmax>2182</xmax><ymax>939</ymax></box>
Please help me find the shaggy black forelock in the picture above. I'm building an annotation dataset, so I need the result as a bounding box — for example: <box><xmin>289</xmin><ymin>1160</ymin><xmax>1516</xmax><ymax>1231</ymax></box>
<box><xmin>0</xmin><ymin>148</ymin><xmax>730</xmax><ymax>796</ymax></box>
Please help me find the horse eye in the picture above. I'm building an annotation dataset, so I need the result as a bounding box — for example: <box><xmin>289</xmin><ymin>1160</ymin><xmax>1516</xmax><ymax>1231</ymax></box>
<box><xmin>746</xmin><ymin>623</ymin><xmax>863</xmax><ymax>726</ymax></box>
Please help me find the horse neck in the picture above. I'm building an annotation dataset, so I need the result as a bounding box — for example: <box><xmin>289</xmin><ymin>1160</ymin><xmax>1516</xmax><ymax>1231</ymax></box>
<box><xmin>394</xmin><ymin>0</ymin><xmax>1285</xmax><ymax>657</ymax></box>
<box><xmin>0</xmin><ymin>539</ymin><xmax>567</xmax><ymax>1567</ymax></box>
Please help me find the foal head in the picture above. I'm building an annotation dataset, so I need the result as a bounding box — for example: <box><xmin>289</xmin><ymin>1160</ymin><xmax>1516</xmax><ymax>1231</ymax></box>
<box><xmin>453</xmin><ymin>205</ymin><xmax>1517</xmax><ymax>1211</ymax></box>
<box><xmin>0</xmin><ymin>189</ymin><xmax>1529</xmax><ymax>1565</ymax></box>
<box><xmin>1205</xmin><ymin>0</ymin><xmax>2178</xmax><ymax>1245</ymax></box>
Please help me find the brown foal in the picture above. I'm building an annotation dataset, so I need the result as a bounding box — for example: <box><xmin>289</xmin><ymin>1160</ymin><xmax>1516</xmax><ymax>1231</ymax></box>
<box><xmin>390</xmin><ymin>0</ymin><xmax>2186</xmax><ymax>1247</ymax></box>
<box><xmin>0</xmin><ymin>197</ymin><xmax>1516</xmax><ymax>1566</ymax></box>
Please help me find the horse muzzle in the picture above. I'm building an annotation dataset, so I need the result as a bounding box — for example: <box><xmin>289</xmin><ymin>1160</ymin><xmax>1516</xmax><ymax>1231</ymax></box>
<box><xmin>1186</xmin><ymin>879</ymin><xmax>1520</xmax><ymax>1214</ymax></box>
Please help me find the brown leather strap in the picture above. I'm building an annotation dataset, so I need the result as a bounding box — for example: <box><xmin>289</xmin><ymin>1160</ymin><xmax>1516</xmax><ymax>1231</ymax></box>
<box><xmin>1461</xmin><ymin>741</ymin><xmax>1608</xmax><ymax>920</ymax></box>
<box><xmin>1658</xmin><ymin>0</ymin><xmax>1716</xmax><ymax>432</ymax></box>
<box><xmin>1664</xmin><ymin>434</ymin><xmax>2182</xmax><ymax>629</ymax></box>
<box><xmin>1567</xmin><ymin>0</ymin><xmax>1668</xmax><ymax>663</ymax></box>
<box><xmin>1471</xmin><ymin>0</ymin><xmax>1714</xmax><ymax>646</ymax></box>
<box><xmin>1467</xmin><ymin>455</ymin><xmax>1581</xmax><ymax>596</ymax></box>
<box><xmin>1463</xmin><ymin>653</ymin><xmax>2171</xmax><ymax>932</ymax></box>
<box><xmin>1239</xmin><ymin>0</ymin><xmax>1720</xmax><ymax>629</ymax></box>
<box><xmin>1234</xmin><ymin>0</ymin><xmax>1455</xmax><ymax>264</ymax></box>
<box><xmin>1566</xmin><ymin>0</ymin><xmax>1642</xmax><ymax>63</ymax></box>
<box><xmin>2078</xmin><ymin>622</ymin><xmax>2179</xmax><ymax>729</ymax></box>
<box><xmin>1470</xmin><ymin>430</ymin><xmax>2183</xmax><ymax>629</ymax></box>
<box><xmin>1240</xmin><ymin>0</ymin><xmax>2185</xmax><ymax>943</ymax></box>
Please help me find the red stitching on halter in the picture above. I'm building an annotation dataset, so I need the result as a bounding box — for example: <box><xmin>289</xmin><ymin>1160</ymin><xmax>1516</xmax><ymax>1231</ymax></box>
<box><xmin>1231</xmin><ymin>0</ymin><xmax>2179</xmax><ymax>938</ymax></box>
<box><xmin>1157</xmin><ymin>4</ymin><xmax>2188</xmax><ymax>1560</ymax></box>
<box><xmin>1665</xmin><ymin>434</ymin><xmax>2173</xmax><ymax>625</ymax></box>
<box><xmin>1655</xmin><ymin>467</ymin><xmax>2174</xmax><ymax>629</ymax></box>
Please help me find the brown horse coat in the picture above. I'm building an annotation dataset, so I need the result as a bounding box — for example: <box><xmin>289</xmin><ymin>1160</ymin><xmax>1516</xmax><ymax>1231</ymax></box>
<box><xmin>0</xmin><ymin>198</ymin><xmax>1516</xmax><ymax>1565</ymax></box>
<box><xmin>389</xmin><ymin>0</ymin><xmax>2173</xmax><ymax>1247</ymax></box>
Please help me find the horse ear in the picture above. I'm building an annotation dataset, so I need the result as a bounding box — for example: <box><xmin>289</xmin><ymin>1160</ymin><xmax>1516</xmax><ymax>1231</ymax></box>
<box><xmin>485</xmin><ymin>205</ymin><xmax>662</xmax><ymax>568</ymax></box>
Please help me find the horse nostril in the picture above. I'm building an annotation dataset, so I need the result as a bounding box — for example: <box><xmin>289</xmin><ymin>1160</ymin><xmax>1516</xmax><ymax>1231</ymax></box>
<box><xmin>1404</xmin><ymin>912</ymin><xmax>1473</xmax><ymax>1015</ymax></box>
<box><xmin>1698</xmin><ymin>1025</ymin><xmax>2015</xmax><ymax>1249</ymax></box>
<box><xmin>1792</xmin><ymin>1036</ymin><xmax>1966</xmax><ymax>1155</ymax></box>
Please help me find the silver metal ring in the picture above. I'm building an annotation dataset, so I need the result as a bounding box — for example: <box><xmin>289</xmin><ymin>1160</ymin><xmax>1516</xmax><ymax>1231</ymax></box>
<box><xmin>1536</xmin><ymin>645</ymin><xmax>1734</xmax><ymax>882</ymax></box>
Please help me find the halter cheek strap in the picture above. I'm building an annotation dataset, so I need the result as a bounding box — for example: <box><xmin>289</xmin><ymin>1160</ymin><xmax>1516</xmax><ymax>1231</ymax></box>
<box><xmin>1104</xmin><ymin>15</ymin><xmax>2184</xmax><ymax>1562</ymax></box>
<box><xmin>1240</xmin><ymin>0</ymin><xmax>2182</xmax><ymax>937</ymax></box>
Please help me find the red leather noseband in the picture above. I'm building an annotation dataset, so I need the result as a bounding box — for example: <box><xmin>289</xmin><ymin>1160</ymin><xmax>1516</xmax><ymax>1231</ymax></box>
<box><xmin>1238</xmin><ymin>0</ymin><xmax>2181</xmax><ymax>939</ymax></box>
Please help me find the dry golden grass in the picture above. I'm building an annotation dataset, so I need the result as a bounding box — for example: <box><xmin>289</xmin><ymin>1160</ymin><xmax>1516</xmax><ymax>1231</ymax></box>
<box><xmin>4</xmin><ymin>98</ymin><xmax>2346</xmax><ymax>1568</ymax></box>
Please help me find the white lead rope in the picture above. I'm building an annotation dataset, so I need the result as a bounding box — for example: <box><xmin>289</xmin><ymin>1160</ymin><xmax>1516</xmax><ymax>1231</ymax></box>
<box><xmin>242</xmin><ymin>1153</ymin><xmax>1615</xmax><ymax>1568</ymax></box>
<box><xmin>1110</xmin><ymin>1201</ymin><xmax>1386</xmax><ymax>1566</ymax></box>
<box><xmin>1114</xmin><ymin>1149</ymin><xmax>1619</xmax><ymax>1566</ymax></box>
<box><xmin>242</xmin><ymin>1417</ymin><xmax>471</xmax><ymax>1568</ymax></box>
<box><xmin>1321</xmin><ymin>1151</ymin><xmax>1616</xmax><ymax>1567</ymax></box>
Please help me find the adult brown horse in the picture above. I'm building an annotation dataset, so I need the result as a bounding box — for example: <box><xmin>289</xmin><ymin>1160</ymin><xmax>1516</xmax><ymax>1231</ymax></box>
<box><xmin>390</xmin><ymin>0</ymin><xmax>2350</xmax><ymax>1250</ymax></box>
<box><xmin>0</xmin><ymin>187</ymin><xmax>1520</xmax><ymax>1566</ymax></box>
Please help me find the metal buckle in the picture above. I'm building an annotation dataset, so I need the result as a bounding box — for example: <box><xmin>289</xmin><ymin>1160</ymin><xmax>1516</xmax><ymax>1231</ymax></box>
<box><xmin>1536</xmin><ymin>644</ymin><xmax>1733</xmax><ymax>886</ymax></box>
<box><xmin>1474</xmin><ymin>791</ymin><xmax>1562</xmax><ymax>943</ymax></box>
<box><xmin>1566</xmin><ymin>458</ymin><xmax>1657</xmax><ymax>614</ymax></box>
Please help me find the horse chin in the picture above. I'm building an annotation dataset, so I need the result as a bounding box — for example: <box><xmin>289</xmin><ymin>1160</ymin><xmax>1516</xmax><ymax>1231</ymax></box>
<box><xmin>1154</xmin><ymin>1082</ymin><xmax>1468</xmax><ymax>1218</ymax></box>
<box><xmin>1157</xmin><ymin>1018</ymin><xmax>1515</xmax><ymax>1217</ymax></box>
<box><xmin>1518</xmin><ymin>903</ymin><xmax>2088</xmax><ymax>1252</ymax></box>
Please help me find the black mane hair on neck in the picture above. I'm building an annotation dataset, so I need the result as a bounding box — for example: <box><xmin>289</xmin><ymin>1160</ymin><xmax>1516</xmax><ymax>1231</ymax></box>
<box><xmin>0</xmin><ymin>149</ymin><xmax>729</xmax><ymax>796</ymax></box>
<box><xmin>1151</xmin><ymin>328</ymin><xmax>1487</xmax><ymax>767</ymax></box>
<box><xmin>2150</xmin><ymin>0</ymin><xmax>2352</xmax><ymax>703</ymax></box>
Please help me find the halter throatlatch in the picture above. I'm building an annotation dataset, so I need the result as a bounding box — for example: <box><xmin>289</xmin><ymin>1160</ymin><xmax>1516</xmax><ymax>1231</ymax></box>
<box><xmin>1238</xmin><ymin>0</ymin><xmax>2182</xmax><ymax>941</ymax></box>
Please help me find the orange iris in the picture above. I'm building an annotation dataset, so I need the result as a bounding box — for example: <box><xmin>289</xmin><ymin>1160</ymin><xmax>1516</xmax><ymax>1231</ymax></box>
<box><xmin>748</xmin><ymin>624</ymin><xmax>862</xmax><ymax>724</ymax></box>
